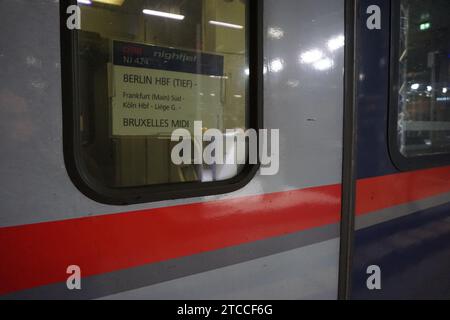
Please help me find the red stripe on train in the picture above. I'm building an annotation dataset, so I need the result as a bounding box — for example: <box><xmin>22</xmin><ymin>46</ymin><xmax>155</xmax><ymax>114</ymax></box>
<box><xmin>0</xmin><ymin>185</ymin><xmax>341</xmax><ymax>295</ymax></box>
<box><xmin>356</xmin><ymin>166</ymin><xmax>450</xmax><ymax>216</ymax></box>
<box><xmin>1</xmin><ymin>166</ymin><xmax>450</xmax><ymax>295</ymax></box>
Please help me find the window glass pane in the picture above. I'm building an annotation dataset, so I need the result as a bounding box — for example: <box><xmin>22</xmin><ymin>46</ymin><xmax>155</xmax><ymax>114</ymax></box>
<box><xmin>396</xmin><ymin>0</ymin><xmax>450</xmax><ymax>157</ymax></box>
<box><xmin>75</xmin><ymin>0</ymin><xmax>248</xmax><ymax>188</ymax></box>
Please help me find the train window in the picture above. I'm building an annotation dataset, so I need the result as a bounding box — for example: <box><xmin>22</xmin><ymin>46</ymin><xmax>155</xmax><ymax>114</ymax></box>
<box><xmin>60</xmin><ymin>0</ymin><xmax>261</xmax><ymax>204</ymax></box>
<box><xmin>390</xmin><ymin>0</ymin><xmax>450</xmax><ymax>169</ymax></box>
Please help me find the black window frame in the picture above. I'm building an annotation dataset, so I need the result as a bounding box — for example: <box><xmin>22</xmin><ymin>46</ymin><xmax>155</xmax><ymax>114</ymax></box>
<box><xmin>388</xmin><ymin>0</ymin><xmax>450</xmax><ymax>171</ymax></box>
<box><xmin>59</xmin><ymin>0</ymin><xmax>263</xmax><ymax>205</ymax></box>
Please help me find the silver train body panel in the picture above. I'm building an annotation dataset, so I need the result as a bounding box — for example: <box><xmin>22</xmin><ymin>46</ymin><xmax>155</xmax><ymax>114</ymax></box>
<box><xmin>0</xmin><ymin>0</ymin><xmax>344</xmax><ymax>299</ymax></box>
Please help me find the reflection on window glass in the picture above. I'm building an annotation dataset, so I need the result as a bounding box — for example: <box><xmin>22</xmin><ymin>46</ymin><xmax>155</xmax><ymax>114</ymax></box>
<box><xmin>75</xmin><ymin>0</ymin><xmax>248</xmax><ymax>187</ymax></box>
<box><xmin>396</xmin><ymin>0</ymin><xmax>450</xmax><ymax>157</ymax></box>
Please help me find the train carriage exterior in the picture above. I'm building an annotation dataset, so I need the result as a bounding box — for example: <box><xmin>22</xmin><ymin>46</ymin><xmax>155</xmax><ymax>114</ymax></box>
<box><xmin>0</xmin><ymin>0</ymin><xmax>449</xmax><ymax>300</ymax></box>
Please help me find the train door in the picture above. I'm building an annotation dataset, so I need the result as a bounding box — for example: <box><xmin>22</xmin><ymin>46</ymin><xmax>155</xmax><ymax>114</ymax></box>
<box><xmin>351</xmin><ymin>0</ymin><xmax>450</xmax><ymax>299</ymax></box>
<box><xmin>0</xmin><ymin>0</ymin><xmax>349</xmax><ymax>299</ymax></box>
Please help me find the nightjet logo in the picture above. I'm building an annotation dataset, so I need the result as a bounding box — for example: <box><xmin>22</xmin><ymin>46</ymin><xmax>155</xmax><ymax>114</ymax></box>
<box><xmin>153</xmin><ymin>50</ymin><xmax>198</xmax><ymax>64</ymax></box>
<box><xmin>170</xmin><ymin>122</ymin><xmax>280</xmax><ymax>176</ymax></box>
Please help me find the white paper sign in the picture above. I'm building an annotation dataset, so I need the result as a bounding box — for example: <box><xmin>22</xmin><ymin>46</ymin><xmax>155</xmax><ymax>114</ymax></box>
<box><xmin>111</xmin><ymin>41</ymin><xmax>225</xmax><ymax>136</ymax></box>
